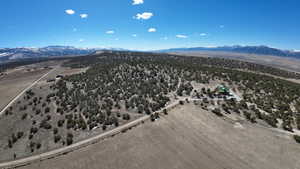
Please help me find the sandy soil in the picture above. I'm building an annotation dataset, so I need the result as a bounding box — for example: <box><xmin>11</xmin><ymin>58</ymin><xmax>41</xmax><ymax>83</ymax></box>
<box><xmin>19</xmin><ymin>103</ymin><xmax>300</xmax><ymax>169</ymax></box>
<box><xmin>174</xmin><ymin>51</ymin><xmax>300</xmax><ymax>73</ymax></box>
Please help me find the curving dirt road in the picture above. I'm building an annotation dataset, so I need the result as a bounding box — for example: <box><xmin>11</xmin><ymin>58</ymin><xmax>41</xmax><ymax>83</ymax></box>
<box><xmin>0</xmin><ymin>98</ymin><xmax>181</xmax><ymax>169</ymax></box>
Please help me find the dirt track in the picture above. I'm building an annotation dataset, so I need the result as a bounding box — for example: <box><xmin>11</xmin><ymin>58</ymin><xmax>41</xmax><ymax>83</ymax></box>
<box><xmin>18</xmin><ymin>104</ymin><xmax>300</xmax><ymax>169</ymax></box>
<box><xmin>0</xmin><ymin>67</ymin><xmax>57</xmax><ymax>116</ymax></box>
<box><xmin>0</xmin><ymin>69</ymin><xmax>49</xmax><ymax>111</ymax></box>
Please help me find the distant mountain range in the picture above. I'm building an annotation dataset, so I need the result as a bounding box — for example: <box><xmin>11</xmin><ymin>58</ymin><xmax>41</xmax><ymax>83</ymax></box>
<box><xmin>157</xmin><ymin>45</ymin><xmax>300</xmax><ymax>58</ymax></box>
<box><xmin>1</xmin><ymin>45</ymin><xmax>300</xmax><ymax>63</ymax></box>
<box><xmin>0</xmin><ymin>46</ymin><xmax>97</xmax><ymax>62</ymax></box>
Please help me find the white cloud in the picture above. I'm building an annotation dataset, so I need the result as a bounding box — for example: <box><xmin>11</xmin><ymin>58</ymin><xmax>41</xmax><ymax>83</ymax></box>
<box><xmin>220</xmin><ymin>25</ymin><xmax>224</xmax><ymax>28</ymax></box>
<box><xmin>135</xmin><ymin>12</ymin><xmax>153</xmax><ymax>20</ymax></box>
<box><xmin>106</xmin><ymin>30</ymin><xmax>115</xmax><ymax>34</ymax></box>
<box><xmin>176</xmin><ymin>34</ymin><xmax>188</xmax><ymax>38</ymax></box>
<box><xmin>132</xmin><ymin>0</ymin><xmax>144</xmax><ymax>5</ymax></box>
<box><xmin>80</xmin><ymin>14</ymin><xmax>88</xmax><ymax>18</ymax></box>
<box><xmin>132</xmin><ymin>34</ymin><xmax>137</xmax><ymax>37</ymax></box>
<box><xmin>148</xmin><ymin>28</ymin><xmax>156</xmax><ymax>32</ymax></box>
<box><xmin>65</xmin><ymin>9</ymin><xmax>75</xmax><ymax>15</ymax></box>
<box><xmin>200</xmin><ymin>33</ymin><xmax>207</xmax><ymax>36</ymax></box>
<box><xmin>79</xmin><ymin>39</ymin><xmax>84</xmax><ymax>42</ymax></box>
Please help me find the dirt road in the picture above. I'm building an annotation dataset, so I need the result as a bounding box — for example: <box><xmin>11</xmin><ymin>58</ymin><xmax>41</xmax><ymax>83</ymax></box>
<box><xmin>3</xmin><ymin>103</ymin><xmax>300</xmax><ymax>169</ymax></box>
<box><xmin>0</xmin><ymin>67</ymin><xmax>58</xmax><ymax>116</ymax></box>
<box><xmin>0</xmin><ymin>98</ymin><xmax>181</xmax><ymax>168</ymax></box>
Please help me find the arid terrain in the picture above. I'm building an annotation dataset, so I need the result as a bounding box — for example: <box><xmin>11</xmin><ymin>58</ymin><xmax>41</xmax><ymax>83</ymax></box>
<box><xmin>1</xmin><ymin>51</ymin><xmax>300</xmax><ymax>169</ymax></box>
<box><xmin>174</xmin><ymin>51</ymin><xmax>300</xmax><ymax>73</ymax></box>
<box><xmin>0</xmin><ymin>66</ymin><xmax>49</xmax><ymax>111</ymax></box>
<box><xmin>19</xmin><ymin>103</ymin><xmax>300</xmax><ymax>169</ymax></box>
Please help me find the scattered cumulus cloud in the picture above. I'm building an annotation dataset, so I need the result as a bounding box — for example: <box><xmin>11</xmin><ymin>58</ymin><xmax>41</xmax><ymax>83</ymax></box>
<box><xmin>79</xmin><ymin>39</ymin><xmax>84</xmax><ymax>42</ymax></box>
<box><xmin>65</xmin><ymin>9</ymin><xmax>75</xmax><ymax>15</ymax></box>
<box><xmin>135</xmin><ymin>12</ymin><xmax>153</xmax><ymax>20</ymax></box>
<box><xmin>106</xmin><ymin>30</ymin><xmax>115</xmax><ymax>34</ymax></box>
<box><xmin>176</xmin><ymin>34</ymin><xmax>188</xmax><ymax>38</ymax></box>
<box><xmin>80</xmin><ymin>14</ymin><xmax>88</xmax><ymax>18</ymax></box>
<box><xmin>132</xmin><ymin>34</ymin><xmax>137</xmax><ymax>37</ymax></box>
<box><xmin>200</xmin><ymin>33</ymin><xmax>207</xmax><ymax>36</ymax></box>
<box><xmin>132</xmin><ymin>0</ymin><xmax>144</xmax><ymax>5</ymax></box>
<box><xmin>148</xmin><ymin>28</ymin><xmax>156</xmax><ymax>32</ymax></box>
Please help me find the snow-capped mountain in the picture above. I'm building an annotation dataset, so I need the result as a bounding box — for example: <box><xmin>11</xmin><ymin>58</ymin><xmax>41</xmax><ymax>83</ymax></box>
<box><xmin>0</xmin><ymin>46</ymin><xmax>96</xmax><ymax>62</ymax></box>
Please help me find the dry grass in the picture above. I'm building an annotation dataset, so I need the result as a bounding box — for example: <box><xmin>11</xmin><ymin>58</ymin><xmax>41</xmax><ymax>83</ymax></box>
<box><xmin>20</xmin><ymin>103</ymin><xmax>300</xmax><ymax>169</ymax></box>
<box><xmin>173</xmin><ymin>51</ymin><xmax>300</xmax><ymax>73</ymax></box>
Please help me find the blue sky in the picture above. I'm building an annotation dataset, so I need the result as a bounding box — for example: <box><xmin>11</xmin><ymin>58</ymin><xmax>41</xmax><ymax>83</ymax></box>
<box><xmin>0</xmin><ymin>0</ymin><xmax>300</xmax><ymax>50</ymax></box>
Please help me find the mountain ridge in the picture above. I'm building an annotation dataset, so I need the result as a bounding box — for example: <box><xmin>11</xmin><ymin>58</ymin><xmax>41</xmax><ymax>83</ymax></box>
<box><xmin>157</xmin><ymin>45</ymin><xmax>300</xmax><ymax>58</ymax></box>
<box><xmin>1</xmin><ymin>45</ymin><xmax>300</xmax><ymax>63</ymax></box>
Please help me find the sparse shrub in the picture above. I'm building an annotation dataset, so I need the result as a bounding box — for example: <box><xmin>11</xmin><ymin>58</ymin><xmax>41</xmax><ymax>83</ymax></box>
<box><xmin>262</xmin><ymin>114</ymin><xmax>277</xmax><ymax>128</ymax></box>
<box><xmin>150</xmin><ymin>114</ymin><xmax>156</xmax><ymax>122</ymax></box>
<box><xmin>114</xmin><ymin>120</ymin><xmax>119</xmax><ymax>127</ymax></box>
<box><xmin>244</xmin><ymin>111</ymin><xmax>251</xmax><ymax>120</ymax></box>
<box><xmin>179</xmin><ymin>100</ymin><xmax>184</xmax><ymax>105</ymax></box>
<box><xmin>5</xmin><ymin>110</ymin><xmax>9</xmax><ymax>116</ymax></box>
<box><xmin>102</xmin><ymin>125</ymin><xmax>107</xmax><ymax>131</ymax></box>
<box><xmin>122</xmin><ymin>113</ymin><xmax>130</xmax><ymax>120</ymax></box>
<box><xmin>116</xmin><ymin>112</ymin><xmax>121</xmax><ymax>118</ymax></box>
<box><xmin>66</xmin><ymin>119</ymin><xmax>75</xmax><ymax>129</ymax></box>
<box><xmin>212</xmin><ymin>108</ymin><xmax>223</xmax><ymax>117</ymax></box>
<box><xmin>163</xmin><ymin>109</ymin><xmax>168</xmax><ymax>115</ymax></box>
<box><xmin>8</xmin><ymin>139</ymin><xmax>12</xmax><ymax>148</ymax></box>
<box><xmin>35</xmin><ymin>109</ymin><xmax>41</xmax><ymax>115</ymax></box>
<box><xmin>46</xmin><ymin>115</ymin><xmax>51</xmax><ymax>121</ymax></box>
<box><xmin>57</xmin><ymin>119</ymin><xmax>65</xmax><ymax>127</ymax></box>
<box><xmin>21</xmin><ymin>113</ymin><xmax>28</xmax><ymax>120</ymax></box>
<box><xmin>30</xmin><ymin>141</ymin><xmax>35</xmax><ymax>152</ymax></box>
<box><xmin>11</xmin><ymin>133</ymin><xmax>18</xmax><ymax>143</ymax></box>
<box><xmin>40</xmin><ymin>120</ymin><xmax>52</xmax><ymax>130</ymax></box>
<box><xmin>36</xmin><ymin>142</ymin><xmax>41</xmax><ymax>149</ymax></box>
<box><xmin>53</xmin><ymin>127</ymin><xmax>58</xmax><ymax>134</ymax></box>
<box><xmin>45</xmin><ymin>107</ymin><xmax>50</xmax><ymax>113</ymax></box>
<box><xmin>30</xmin><ymin>127</ymin><xmax>38</xmax><ymax>134</ymax></box>
<box><xmin>294</xmin><ymin>135</ymin><xmax>300</xmax><ymax>143</ymax></box>
<box><xmin>17</xmin><ymin>131</ymin><xmax>24</xmax><ymax>139</ymax></box>
<box><xmin>54</xmin><ymin>135</ymin><xmax>61</xmax><ymax>143</ymax></box>
<box><xmin>66</xmin><ymin>133</ymin><xmax>73</xmax><ymax>145</ymax></box>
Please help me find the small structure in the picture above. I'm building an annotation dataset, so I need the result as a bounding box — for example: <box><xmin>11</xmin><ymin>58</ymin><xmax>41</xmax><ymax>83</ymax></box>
<box><xmin>216</xmin><ymin>85</ymin><xmax>230</xmax><ymax>95</ymax></box>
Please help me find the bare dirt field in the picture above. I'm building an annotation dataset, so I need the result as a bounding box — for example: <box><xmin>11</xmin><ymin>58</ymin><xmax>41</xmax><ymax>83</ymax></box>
<box><xmin>19</xmin><ymin>103</ymin><xmax>300</xmax><ymax>169</ymax></box>
<box><xmin>0</xmin><ymin>60</ymin><xmax>80</xmax><ymax>112</ymax></box>
<box><xmin>174</xmin><ymin>51</ymin><xmax>300</xmax><ymax>73</ymax></box>
<box><xmin>0</xmin><ymin>68</ymin><xmax>49</xmax><ymax>111</ymax></box>
<box><xmin>0</xmin><ymin>61</ymin><xmax>67</xmax><ymax>111</ymax></box>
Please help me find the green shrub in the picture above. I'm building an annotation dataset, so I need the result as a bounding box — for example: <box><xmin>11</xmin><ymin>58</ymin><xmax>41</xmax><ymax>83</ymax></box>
<box><xmin>54</xmin><ymin>135</ymin><xmax>61</xmax><ymax>143</ymax></box>
<box><xmin>294</xmin><ymin>135</ymin><xmax>300</xmax><ymax>143</ymax></box>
